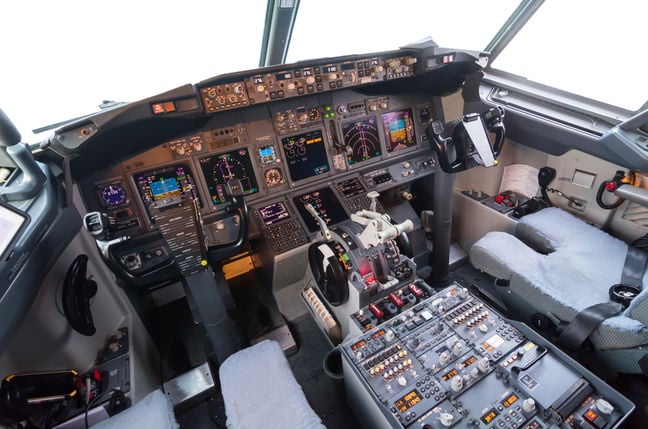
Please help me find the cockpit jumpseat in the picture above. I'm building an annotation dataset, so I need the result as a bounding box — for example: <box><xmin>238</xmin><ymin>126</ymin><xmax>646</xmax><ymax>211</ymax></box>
<box><xmin>219</xmin><ymin>339</ymin><xmax>325</xmax><ymax>429</ymax></box>
<box><xmin>469</xmin><ymin>207</ymin><xmax>648</xmax><ymax>353</ymax></box>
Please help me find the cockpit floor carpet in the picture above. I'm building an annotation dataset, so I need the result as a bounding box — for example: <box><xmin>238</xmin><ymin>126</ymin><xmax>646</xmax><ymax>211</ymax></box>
<box><xmin>286</xmin><ymin>313</ymin><xmax>360</xmax><ymax>429</ymax></box>
<box><xmin>228</xmin><ymin>270</ymin><xmax>286</xmax><ymax>341</ymax></box>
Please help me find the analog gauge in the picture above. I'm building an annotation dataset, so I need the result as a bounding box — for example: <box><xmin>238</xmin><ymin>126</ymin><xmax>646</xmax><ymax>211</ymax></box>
<box><xmin>308</xmin><ymin>107</ymin><xmax>321</xmax><ymax>121</ymax></box>
<box><xmin>342</xmin><ymin>116</ymin><xmax>381</xmax><ymax>165</ymax></box>
<box><xmin>100</xmin><ymin>183</ymin><xmax>128</xmax><ymax>207</ymax></box>
<box><xmin>264</xmin><ymin>168</ymin><xmax>284</xmax><ymax>187</ymax></box>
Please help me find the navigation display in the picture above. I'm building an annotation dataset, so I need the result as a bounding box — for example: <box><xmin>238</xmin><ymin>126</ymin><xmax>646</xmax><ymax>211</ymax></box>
<box><xmin>199</xmin><ymin>148</ymin><xmax>259</xmax><ymax>205</ymax></box>
<box><xmin>292</xmin><ymin>187</ymin><xmax>347</xmax><ymax>233</ymax></box>
<box><xmin>281</xmin><ymin>130</ymin><xmax>330</xmax><ymax>182</ymax></box>
<box><xmin>258</xmin><ymin>201</ymin><xmax>291</xmax><ymax>226</ymax></box>
<box><xmin>342</xmin><ymin>116</ymin><xmax>381</xmax><ymax>164</ymax></box>
<box><xmin>382</xmin><ymin>108</ymin><xmax>416</xmax><ymax>152</ymax></box>
<box><xmin>134</xmin><ymin>165</ymin><xmax>200</xmax><ymax>221</ymax></box>
<box><xmin>0</xmin><ymin>203</ymin><xmax>27</xmax><ymax>258</ymax></box>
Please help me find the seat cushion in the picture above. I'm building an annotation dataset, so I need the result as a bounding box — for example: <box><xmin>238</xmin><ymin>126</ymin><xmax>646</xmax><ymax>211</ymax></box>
<box><xmin>470</xmin><ymin>208</ymin><xmax>648</xmax><ymax>350</ymax></box>
<box><xmin>90</xmin><ymin>389</ymin><xmax>178</xmax><ymax>429</ymax></box>
<box><xmin>219</xmin><ymin>340</ymin><xmax>324</xmax><ymax>429</ymax></box>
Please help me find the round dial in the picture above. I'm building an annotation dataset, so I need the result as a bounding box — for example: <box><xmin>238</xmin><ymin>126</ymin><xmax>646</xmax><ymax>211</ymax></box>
<box><xmin>342</xmin><ymin>117</ymin><xmax>381</xmax><ymax>165</ymax></box>
<box><xmin>264</xmin><ymin>168</ymin><xmax>284</xmax><ymax>187</ymax></box>
<box><xmin>308</xmin><ymin>107</ymin><xmax>321</xmax><ymax>121</ymax></box>
<box><xmin>100</xmin><ymin>184</ymin><xmax>127</xmax><ymax>207</ymax></box>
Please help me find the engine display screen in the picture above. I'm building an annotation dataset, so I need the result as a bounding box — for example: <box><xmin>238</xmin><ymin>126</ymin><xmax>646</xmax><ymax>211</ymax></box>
<box><xmin>134</xmin><ymin>165</ymin><xmax>199</xmax><ymax>221</ymax></box>
<box><xmin>341</xmin><ymin>116</ymin><xmax>381</xmax><ymax>165</ymax></box>
<box><xmin>199</xmin><ymin>148</ymin><xmax>259</xmax><ymax>205</ymax></box>
<box><xmin>258</xmin><ymin>201</ymin><xmax>291</xmax><ymax>226</ymax></box>
<box><xmin>281</xmin><ymin>130</ymin><xmax>330</xmax><ymax>182</ymax></box>
<box><xmin>292</xmin><ymin>187</ymin><xmax>347</xmax><ymax>233</ymax></box>
<box><xmin>382</xmin><ymin>108</ymin><xmax>416</xmax><ymax>152</ymax></box>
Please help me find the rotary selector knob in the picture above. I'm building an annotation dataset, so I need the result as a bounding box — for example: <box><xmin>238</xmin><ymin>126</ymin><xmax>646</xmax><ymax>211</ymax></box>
<box><xmin>595</xmin><ymin>398</ymin><xmax>614</xmax><ymax>415</ymax></box>
<box><xmin>479</xmin><ymin>323</ymin><xmax>489</xmax><ymax>333</ymax></box>
<box><xmin>192</xmin><ymin>141</ymin><xmax>202</xmax><ymax>151</ymax></box>
<box><xmin>232</xmin><ymin>84</ymin><xmax>243</xmax><ymax>95</ymax></box>
<box><xmin>522</xmin><ymin>398</ymin><xmax>536</xmax><ymax>413</ymax></box>
<box><xmin>385</xmin><ymin>330</ymin><xmax>395</xmax><ymax>341</ymax></box>
<box><xmin>453</xmin><ymin>342</ymin><xmax>463</xmax><ymax>356</ymax></box>
<box><xmin>439</xmin><ymin>413</ymin><xmax>454</xmax><ymax>427</ymax></box>
<box><xmin>256</xmin><ymin>84</ymin><xmax>265</xmax><ymax>93</ymax></box>
<box><xmin>397</xmin><ymin>376</ymin><xmax>407</xmax><ymax>386</ymax></box>
<box><xmin>460</xmin><ymin>288</ymin><xmax>468</xmax><ymax>298</ymax></box>
<box><xmin>439</xmin><ymin>350</ymin><xmax>451</xmax><ymax>365</ymax></box>
<box><xmin>305</xmin><ymin>76</ymin><xmax>315</xmax><ymax>85</ymax></box>
<box><xmin>298</xmin><ymin>113</ymin><xmax>308</xmax><ymax>123</ymax></box>
<box><xmin>287</xmin><ymin>82</ymin><xmax>296</xmax><ymax>91</ymax></box>
<box><xmin>450</xmin><ymin>376</ymin><xmax>463</xmax><ymax>392</ymax></box>
<box><xmin>478</xmin><ymin>358</ymin><xmax>490</xmax><ymax>373</ymax></box>
<box><xmin>355</xmin><ymin>351</ymin><xmax>363</xmax><ymax>360</ymax></box>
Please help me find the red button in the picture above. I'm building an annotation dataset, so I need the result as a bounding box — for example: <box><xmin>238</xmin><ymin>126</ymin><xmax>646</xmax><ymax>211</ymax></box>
<box><xmin>495</xmin><ymin>195</ymin><xmax>504</xmax><ymax>204</ymax></box>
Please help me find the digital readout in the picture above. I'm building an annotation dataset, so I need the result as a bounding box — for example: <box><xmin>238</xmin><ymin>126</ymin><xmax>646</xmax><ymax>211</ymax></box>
<box><xmin>335</xmin><ymin>177</ymin><xmax>366</xmax><ymax>198</ymax></box>
<box><xmin>481</xmin><ymin>408</ymin><xmax>499</xmax><ymax>424</ymax></box>
<box><xmin>275</xmin><ymin>72</ymin><xmax>292</xmax><ymax>81</ymax></box>
<box><xmin>394</xmin><ymin>390</ymin><xmax>422</xmax><ymax>414</ymax></box>
<box><xmin>372</xmin><ymin>329</ymin><xmax>386</xmax><ymax>339</ymax></box>
<box><xmin>351</xmin><ymin>340</ymin><xmax>367</xmax><ymax>351</ymax></box>
<box><xmin>461</xmin><ymin>355</ymin><xmax>478</xmax><ymax>368</ymax></box>
<box><xmin>441</xmin><ymin>368</ymin><xmax>459</xmax><ymax>381</ymax></box>
<box><xmin>258</xmin><ymin>201</ymin><xmax>291</xmax><ymax>226</ymax></box>
<box><xmin>501</xmin><ymin>393</ymin><xmax>519</xmax><ymax>408</ymax></box>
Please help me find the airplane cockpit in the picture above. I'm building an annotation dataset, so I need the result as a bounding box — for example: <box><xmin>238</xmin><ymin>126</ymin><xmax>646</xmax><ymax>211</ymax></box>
<box><xmin>1</xmin><ymin>1</ymin><xmax>647</xmax><ymax>428</ymax></box>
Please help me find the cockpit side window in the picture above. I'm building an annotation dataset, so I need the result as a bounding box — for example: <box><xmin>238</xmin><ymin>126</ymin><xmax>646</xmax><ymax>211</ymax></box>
<box><xmin>486</xmin><ymin>0</ymin><xmax>648</xmax><ymax>120</ymax></box>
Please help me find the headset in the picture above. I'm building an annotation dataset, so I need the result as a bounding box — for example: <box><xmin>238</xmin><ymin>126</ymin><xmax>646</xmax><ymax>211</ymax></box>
<box><xmin>308</xmin><ymin>241</ymin><xmax>349</xmax><ymax>306</ymax></box>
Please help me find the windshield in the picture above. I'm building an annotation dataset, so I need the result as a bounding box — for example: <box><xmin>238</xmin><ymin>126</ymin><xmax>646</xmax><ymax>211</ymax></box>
<box><xmin>287</xmin><ymin>0</ymin><xmax>520</xmax><ymax>62</ymax></box>
<box><xmin>3</xmin><ymin>1</ymin><xmax>519</xmax><ymax>143</ymax></box>
<box><xmin>490</xmin><ymin>0</ymin><xmax>648</xmax><ymax>112</ymax></box>
<box><xmin>1</xmin><ymin>1</ymin><xmax>267</xmax><ymax>143</ymax></box>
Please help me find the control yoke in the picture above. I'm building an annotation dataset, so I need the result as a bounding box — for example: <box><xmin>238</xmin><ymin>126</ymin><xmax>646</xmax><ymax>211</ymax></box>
<box><xmin>427</xmin><ymin>106</ymin><xmax>506</xmax><ymax>174</ymax></box>
<box><xmin>0</xmin><ymin>109</ymin><xmax>46</xmax><ymax>201</ymax></box>
<box><xmin>83</xmin><ymin>211</ymin><xmax>130</xmax><ymax>259</ymax></box>
<box><xmin>207</xmin><ymin>179</ymin><xmax>249</xmax><ymax>264</ymax></box>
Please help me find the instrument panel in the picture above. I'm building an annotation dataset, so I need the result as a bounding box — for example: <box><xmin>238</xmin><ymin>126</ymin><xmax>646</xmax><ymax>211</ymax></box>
<box><xmin>80</xmin><ymin>88</ymin><xmax>438</xmax><ymax>260</ymax></box>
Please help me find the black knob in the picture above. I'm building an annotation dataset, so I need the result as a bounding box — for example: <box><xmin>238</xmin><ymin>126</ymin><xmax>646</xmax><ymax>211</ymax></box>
<box><xmin>0</xmin><ymin>109</ymin><xmax>21</xmax><ymax>147</ymax></box>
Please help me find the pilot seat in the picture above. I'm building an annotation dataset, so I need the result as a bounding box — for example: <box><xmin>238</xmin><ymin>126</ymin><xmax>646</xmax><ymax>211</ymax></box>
<box><xmin>469</xmin><ymin>207</ymin><xmax>648</xmax><ymax>374</ymax></box>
